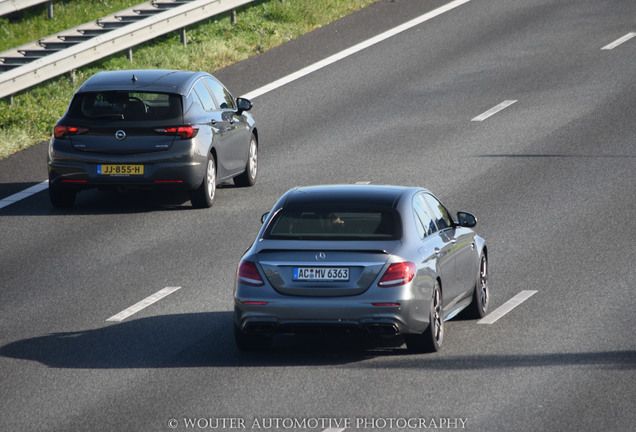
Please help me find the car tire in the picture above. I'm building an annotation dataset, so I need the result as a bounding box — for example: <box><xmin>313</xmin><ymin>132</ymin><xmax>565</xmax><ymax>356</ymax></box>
<box><xmin>49</xmin><ymin>183</ymin><xmax>76</xmax><ymax>208</ymax></box>
<box><xmin>190</xmin><ymin>153</ymin><xmax>216</xmax><ymax>208</ymax></box>
<box><xmin>234</xmin><ymin>323</ymin><xmax>271</xmax><ymax>351</ymax></box>
<box><xmin>233</xmin><ymin>134</ymin><xmax>257</xmax><ymax>187</ymax></box>
<box><xmin>405</xmin><ymin>281</ymin><xmax>443</xmax><ymax>353</ymax></box>
<box><xmin>465</xmin><ymin>253</ymin><xmax>489</xmax><ymax>319</ymax></box>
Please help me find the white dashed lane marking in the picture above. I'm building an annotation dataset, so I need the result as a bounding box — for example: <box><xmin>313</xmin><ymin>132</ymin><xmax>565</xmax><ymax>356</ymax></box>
<box><xmin>106</xmin><ymin>287</ymin><xmax>182</xmax><ymax>322</ymax></box>
<box><xmin>0</xmin><ymin>180</ymin><xmax>48</xmax><ymax>209</ymax></box>
<box><xmin>477</xmin><ymin>290</ymin><xmax>538</xmax><ymax>325</ymax></box>
<box><xmin>471</xmin><ymin>100</ymin><xmax>518</xmax><ymax>122</ymax></box>
<box><xmin>601</xmin><ymin>32</ymin><xmax>636</xmax><ymax>50</ymax></box>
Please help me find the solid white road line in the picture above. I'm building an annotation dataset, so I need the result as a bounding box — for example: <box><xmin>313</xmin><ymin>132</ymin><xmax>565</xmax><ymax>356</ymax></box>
<box><xmin>0</xmin><ymin>0</ymin><xmax>471</xmax><ymax>210</ymax></box>
<box><xmin>477</xmin><ymin>290</ymin><xmax>538</xmax><ymax>324</ymax></box>
<box><xmin>601</xmin><ymin>32</ymin><xmax>636</xmax><ymax>50</ymax></box>
<box><xmin>0</xmin><ymin>180</ymin><xmax>48</xmax><ymax>209</ymax></box>
<box><xmin>242</xmin><ymin>0</ymin><xmax>471</xmax><ymax>100</ymax></box>
<box><xmin>471</xmin><ymin>100</ymin><xmax>518</xmax><ymax>122</ymax></box>
<box><xmin>106</xmin><ymin>286</ymin><xmax>181</xmax><ymax>322</ymax></box>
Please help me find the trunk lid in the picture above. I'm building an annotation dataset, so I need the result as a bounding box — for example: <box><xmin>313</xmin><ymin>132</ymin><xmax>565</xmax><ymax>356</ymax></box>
<box><xmin>255</xmin><ymin>241</ymin><xmax>400</xmax><ymax>297</ymax></box>
<box><xmin>68</xmin><ymin>124</ymin><xmax>177</xmax><ymax>154</ymax></box>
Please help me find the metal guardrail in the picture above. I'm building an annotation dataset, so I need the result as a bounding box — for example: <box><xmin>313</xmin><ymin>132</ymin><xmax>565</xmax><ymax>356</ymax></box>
<box><xmin>0</xmin><ymin>0</ymin><xmax>51</xmax><ymax>17</ymax></box>
<box><xmin>0</xmin><ymin>0</ymin><xmax>255</xmax><ymax>100</ymax></box>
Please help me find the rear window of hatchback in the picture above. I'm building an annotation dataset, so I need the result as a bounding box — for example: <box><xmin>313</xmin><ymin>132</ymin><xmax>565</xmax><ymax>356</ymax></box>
<box><xmin>68</xmin><ymin>91</ymin><xmax>182</xmax><ymax>122</ymax></box>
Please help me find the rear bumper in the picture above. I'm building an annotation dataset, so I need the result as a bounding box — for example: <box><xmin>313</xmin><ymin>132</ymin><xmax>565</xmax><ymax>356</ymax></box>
<box><xmin>234</xmin><ymin>286</ymin><xmax>431</xmax><ymax>336</ymax></box>
<box><xmin>48</xmin><ymin>137</ymin><xmax>207</xmax><ymax>191</ymax></box>
<box><xmin>48</xmin><ymin>159</ymin><xmax>204</xmax><ymax>191</ymax></box>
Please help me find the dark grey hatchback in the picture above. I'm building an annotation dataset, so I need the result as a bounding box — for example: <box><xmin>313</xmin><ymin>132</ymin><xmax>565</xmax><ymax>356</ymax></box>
<box><xmin>48</xmin><ymin>69</ymin><xmax>258</xmax><ymax>208</ymax></box>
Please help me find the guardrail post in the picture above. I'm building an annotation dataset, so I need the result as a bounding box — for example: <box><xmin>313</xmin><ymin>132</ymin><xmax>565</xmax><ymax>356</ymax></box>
<box><xmin>47</xmin><ymin>1</ymin><xmax>53</xmax><ymax>19</ymax></box>
<box><xmin>127</xmin><ymin>48</ymin><xmax>133</xmax><ymax>62</ymax></box>
<box><xmin>180</xmin><ymin>27</ymin><xmax>187</xmax><ymax>47</ymax></box>
<box><xmin>231</xmin><ymin>9</ymin><xmax>237</xmax><ymax>24</ymax></box>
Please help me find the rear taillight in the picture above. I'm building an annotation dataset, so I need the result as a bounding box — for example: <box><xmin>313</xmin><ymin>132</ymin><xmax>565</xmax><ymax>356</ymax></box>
<box><xmin>54</xmin><ymin>125</ymin><xmax>89</xmax><ymax>139</ymax></box>
<box><xmin>237</xmin><ymin>260</ymin><xmax>264</xmax><ymax>286</ymax></box>
<box><xmin>154</xmin><ymin>126</ymin><xmax>199</xmax><ymax>139</ymax></box>
<box><xmin>377</xmin><ymin>262</ymin><xmax>416</xmax><ymax>287</ymax></box>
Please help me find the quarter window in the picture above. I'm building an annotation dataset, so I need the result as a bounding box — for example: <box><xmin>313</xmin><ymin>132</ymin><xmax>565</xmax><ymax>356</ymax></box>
<box><xmin>423</xmin><ymin>194</ymin><xmax>453</xmax><ymax>231</ymax></box>
<box><xmin>203</xmin><ymin>77</ymin><xmax>236</xmax><ymax>110</ymax></box>
<box><xmin>193</xmin><ymin>80</ymin><xmax>217</xmax><ymax>111</ymax></box>
<box><xmin>413</xmin><ymin>194</ymin><xmax>436</xmax><ymax>238</ymax></box>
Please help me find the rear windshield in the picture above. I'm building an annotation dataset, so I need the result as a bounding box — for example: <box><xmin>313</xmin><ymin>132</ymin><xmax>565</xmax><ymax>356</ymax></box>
<box><xmin>264</xmin><ymin>205</ymin><xmax>401</xmax><ymax>241</ymax></box>
<box><xmin>67</xmin><ymin>91</ymin><xmax>182</xmax><ymax>121</ymax></box>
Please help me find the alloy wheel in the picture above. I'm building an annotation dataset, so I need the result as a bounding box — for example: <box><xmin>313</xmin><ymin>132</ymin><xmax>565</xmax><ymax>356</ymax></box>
<box><xmin>248</xmin><ymin>139</ymin><xmax>257</xmax><ymax>181</ymax></box>
<box><xmin>432</xmin><ymin>283</ymin><xmax>443</xmax><ymax>345</ymax></box>
<box><xmin>479</xmin><ymin>255</ymin><xmax>489</xmax><ymax>312</ymax></box>
<box><xmin>206</xmin><ymin>158</ymin><xmax>216</xmax><ymax>201</ymax></box>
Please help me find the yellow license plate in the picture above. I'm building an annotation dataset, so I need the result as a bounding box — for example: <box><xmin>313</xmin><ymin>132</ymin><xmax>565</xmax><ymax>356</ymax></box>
<box><xmin>98</xmin><ymin>164</ymin><xmax>144</xmax><ymax>175</ymax></box>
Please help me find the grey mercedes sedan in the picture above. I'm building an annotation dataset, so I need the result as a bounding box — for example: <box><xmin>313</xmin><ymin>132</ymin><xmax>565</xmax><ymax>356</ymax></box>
<box><xmin>48</xmin><ymin>69</ymin><xmax>258</xmax><ymax>208</ymax></box>
<box><xmin>233</xmin><ymin>185</ymin><xmax>489</xmax><ymax>353</ymax></box>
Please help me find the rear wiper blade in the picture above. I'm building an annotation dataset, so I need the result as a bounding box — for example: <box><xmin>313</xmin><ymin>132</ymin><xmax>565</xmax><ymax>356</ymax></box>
<box><xmin>90</xmin><ymin>113</ymin><xmax>124</xmax><ymax>119</ymax></box>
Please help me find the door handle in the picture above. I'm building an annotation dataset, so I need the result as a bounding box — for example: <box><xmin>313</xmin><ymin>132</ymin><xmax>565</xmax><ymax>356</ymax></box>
<box><xmin>435</xmin><ymin>247</ymin><xmax>441</xmax><ymax>255</ymax></box>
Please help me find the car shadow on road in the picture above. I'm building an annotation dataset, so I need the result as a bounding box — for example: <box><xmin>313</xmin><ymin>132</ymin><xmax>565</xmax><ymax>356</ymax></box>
<box><xmin>0</xmin><ymin>183</ymin><xmax>243</xmax><ymax>216</ymax></box>
<box><xmin>0</xmin><ymin>311</ymin><xmax>407</xmax><ymax>369</ymax></box>
<box><xmin>2</xmin><ymin>311</ymin><xmax>634</xmax><ymax>370</ymax></box>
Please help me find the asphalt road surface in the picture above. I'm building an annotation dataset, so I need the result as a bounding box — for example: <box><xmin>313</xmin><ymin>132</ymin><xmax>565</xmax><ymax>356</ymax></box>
<box><xmin>1</xmin><ymin>0</ymin><xmax>634</xmax><ymax>431</ymax></box>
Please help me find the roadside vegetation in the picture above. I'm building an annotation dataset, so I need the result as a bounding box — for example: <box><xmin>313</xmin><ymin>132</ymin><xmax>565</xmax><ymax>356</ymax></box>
<box><xmin>0</xmin><ymin>0</ymin><xmax>378</xmax><ymax>159</ymax></box>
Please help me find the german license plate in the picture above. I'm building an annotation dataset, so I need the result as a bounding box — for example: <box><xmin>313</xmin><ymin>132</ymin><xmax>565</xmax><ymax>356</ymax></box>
<box><xmin>98</xmin><ymin>164</ymin><xmax>144</xmax><ymax>175</ymax></box>
<box><xmin>293</xmin><ymin>267</ymin><xmax>349</xmax><ymax>281</ymax></box>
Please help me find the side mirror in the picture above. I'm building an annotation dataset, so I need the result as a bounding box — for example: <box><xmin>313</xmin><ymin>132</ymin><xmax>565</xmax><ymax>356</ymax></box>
<box><xmin>236</xmin><ymin>97</ymin><xmax>252</xmax><ymax>114</ymax></box>
<box><xmin>457</xmin><ymin>211</ymin><xmax>477</xmax><ymax>228</ymax></box>
<box><xmin>261</xmin><ymin>212</ymin><xmax>270</xmax><ymax>224</ymax></box>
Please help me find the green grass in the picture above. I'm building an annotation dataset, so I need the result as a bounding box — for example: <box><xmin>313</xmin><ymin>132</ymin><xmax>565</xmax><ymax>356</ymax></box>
<box><xmin>0</xmin><ymin>0</ymin><xmax>378</xmax><ymax>159</ymax></box>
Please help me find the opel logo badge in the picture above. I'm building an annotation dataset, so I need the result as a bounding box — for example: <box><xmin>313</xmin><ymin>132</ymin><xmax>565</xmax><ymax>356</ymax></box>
<box><xmin>115</xmin><ymin>130</ymin><xmax>126</xmax><ymax>140</ymax></box>
<box><xmin>315</xmin><ymin>252</ymin><xmax>326</xmax><ymax>261</ymax></box>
